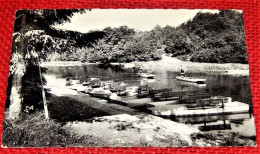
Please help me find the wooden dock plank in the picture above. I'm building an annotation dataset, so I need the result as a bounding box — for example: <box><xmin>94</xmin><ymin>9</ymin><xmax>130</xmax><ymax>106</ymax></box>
<box><xmin>146</xmin><ymin>100</ymin><xmax>179</xmax><ymax>107</ymax></box>
<box><xmin>147</xmin><ymin>101</ymin><xmax>249</xmax><ymax>117</ymax></box>
<box><xmin>110</xmin><ymin>97</ymin><xmax>153</xmax><ymax>107</ymax></box>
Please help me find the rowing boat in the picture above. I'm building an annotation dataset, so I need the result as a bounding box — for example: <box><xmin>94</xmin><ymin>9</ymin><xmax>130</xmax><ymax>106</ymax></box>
<box><xmin>176</xmin><ymin>76</ymin><xmax>206</xmax><ymax>84</ymax></box>
<box><xmin>138</xmin><ymin>72</ymin><xmax>155</xmax><ymax>79</ymax></box>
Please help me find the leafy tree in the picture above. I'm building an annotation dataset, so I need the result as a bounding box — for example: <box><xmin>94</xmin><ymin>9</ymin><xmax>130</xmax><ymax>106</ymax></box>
<box><xmin>7</xmin><ymin>9</ymin><xmax>102</xmax><ymax>120</ymax></box>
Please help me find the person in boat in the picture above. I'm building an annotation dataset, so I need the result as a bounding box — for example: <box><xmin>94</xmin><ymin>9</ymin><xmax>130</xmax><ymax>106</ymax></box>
<box><xmin>180</xmin><ymin>66</ymin><xmax>185</xmax><ymax>77</ymax></box>
<box><xmin>79</xmin><ymin>75</ymin><xmax>89</xmax><ymax>84</ymax></box>
<box><xmin>137</xmin><ymin>86</ymin><xmax>142</xmax><ymax>94</ymax></box>
<box><xmin>65</xmin><ymin>77</ymin><xmax>72</xmax><ymax>86</ymax></box>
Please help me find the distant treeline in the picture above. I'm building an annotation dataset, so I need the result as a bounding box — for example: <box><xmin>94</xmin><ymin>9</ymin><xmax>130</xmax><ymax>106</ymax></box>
<box><xmin>52</xmin><ymin>10</ymin><xmax>247</xmax><ymax>64</ymax></box>
<box><xmin>166</xmin><ymin>10</ymin><xmax>247</xmax><ymax>63</ymax></box>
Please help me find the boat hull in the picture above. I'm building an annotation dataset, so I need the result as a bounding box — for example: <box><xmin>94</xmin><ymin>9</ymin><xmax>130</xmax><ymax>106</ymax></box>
<box><xmin>176</xmin><ymin>76</ymin><xmax>206</xmax><ymax>84</ymax></box>
<box><xmin>148</xmin><ymin>101</ymin><xmax>249</xmax><ymax>117</ymax></box>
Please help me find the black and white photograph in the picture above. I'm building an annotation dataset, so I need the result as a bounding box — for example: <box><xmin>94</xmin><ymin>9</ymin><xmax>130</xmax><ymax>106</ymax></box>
<box><xmin>2</xmin><ymin>9</ymin><xmax>256</xmax><ymax>147</ymax></box>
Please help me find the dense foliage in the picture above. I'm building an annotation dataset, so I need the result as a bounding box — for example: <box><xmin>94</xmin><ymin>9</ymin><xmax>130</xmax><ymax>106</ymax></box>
<box><xmin>56</xmin><ymin>26</ymin><xmax>165</xmax><ymax>62</ymax></box>
<box><xmin>165</xmin><ymin>10</ymin><xmax>247</xmax><ymax>63</ymax></box>
<box><xmin>55</xmin><ymin>10</ymin><xmax>247</xmax><ymax>64</ymax></box>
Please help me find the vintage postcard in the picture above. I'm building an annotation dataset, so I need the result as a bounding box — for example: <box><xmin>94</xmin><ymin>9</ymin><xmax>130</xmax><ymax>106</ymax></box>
<box><xmin>2</xmin><ymin>9</ymin><xmax>256</xmax><ymax>147</ymax></box>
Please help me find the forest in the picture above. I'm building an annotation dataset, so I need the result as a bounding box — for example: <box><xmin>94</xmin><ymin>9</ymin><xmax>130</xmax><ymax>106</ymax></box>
<box><xmin>53</xmin><ymin>10</ymin><xmax>248</xmax><ymax>64</ymax></box>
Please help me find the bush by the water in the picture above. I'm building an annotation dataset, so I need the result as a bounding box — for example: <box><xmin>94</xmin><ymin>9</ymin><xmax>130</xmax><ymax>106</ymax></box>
<box><xmin>2</xmin><ymin>111</ymin><xmax>105</xmax><ymax>147</ymax></box>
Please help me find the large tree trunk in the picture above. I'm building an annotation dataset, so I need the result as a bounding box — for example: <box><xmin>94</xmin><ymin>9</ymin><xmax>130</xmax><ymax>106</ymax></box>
<box><xmin>8</xmin><ymin>66</ymin><xmax>24</xmax><ymax>120</ymax></box>
<box><xmin>8</xmin><ymin>13</ymin><xmax>26</xmax><ymax>120</ymax></box>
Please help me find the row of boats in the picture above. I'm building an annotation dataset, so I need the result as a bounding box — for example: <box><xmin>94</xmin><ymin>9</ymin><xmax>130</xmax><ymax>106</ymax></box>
<box><xmin>137</xmin><ymin>67</ymin><xmax>206</xmax><ymax>83</ymax></box>
<box><xmin>67</xmin><ymin>77</ymin><xmax>141</xmax><ymax>98</ymax></box>
<box><xmin>65</xmin><ymin>74</ymin><xmax>250</xmax><ymax>125</ymax></box>
<box><xmin>66</xmin><ymin>69</ymin><xmax>207</xmax><ymax>99</ymax></box>
<box><xmin>64</xmin><ymin>70</ymin><xmax>250</xmax><ymax>132</ymax></box>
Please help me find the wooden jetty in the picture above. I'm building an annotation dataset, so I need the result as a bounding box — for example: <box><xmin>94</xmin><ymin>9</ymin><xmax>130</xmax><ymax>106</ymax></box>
<box><xmin>172</xmin><ymin>113</ymin><xmax>251</xmax><ymax>124</ymax></box>
<box><xmin>67</xmin><ymin>80</ymin><xmax>250</xmax><ymax>118</ymax></box>
<box><xmin>148</xmin><ymin>101</ymin><xmax>250</xmax><ymax>117</ymax></box>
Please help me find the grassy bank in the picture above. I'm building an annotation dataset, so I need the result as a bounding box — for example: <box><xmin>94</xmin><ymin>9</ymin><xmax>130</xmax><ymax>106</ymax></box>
<box><xmin>2</xmin><ymin>111</ymin><xmax>255</xmax><ymax>147</ymax></box>
<box><xmin>47</xmin><ymin>95</ymin><xmax>109</xmax><ymax>122</ymax></box>
<box><xmin>2</xmin><ymin>99</ymin><xmax>256</xmax><ymax>147</ymax></box>
<box><xmin>2</xmin><ymin>94</ymin><xmax>256</xmax><ymax>147</ymax></box>
<box><xmin>2</xmin><ymin>111</ymin><xmax>106</xmax><ymax>147</ymax></box>
<box><xmin>2</xmin><ymin>95</ymin><xmax>109</xmax><ymax>147</ymax></box>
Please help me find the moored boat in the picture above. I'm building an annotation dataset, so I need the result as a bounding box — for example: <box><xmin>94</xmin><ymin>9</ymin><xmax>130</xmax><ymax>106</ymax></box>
<box><xmin>148</xmin><ymin>96</ymin><xmax>249</xmax><ymax>117</ymax></box>
<box><xmin>176</xmin><ymin>76</ymin><xmax>206</xmax><ymax>84</ymax></box>
<box><xmin>91</xmin><ymin>84</ymin><xmax>101</xmax><ymax>88</ymax></box>
<box><xmin>89</xmin><ymin>92</ymin><xmax>111</xmax><ymax>99</ymax></box>
<box><xmin>117</xmin><ymin>90</ymin><xmax>128</xmax><ymax>96</ymax></box>
<box><xmin>123</xmin><ymin>63</ymin><xmax>135</xmax><ymax>68</ymax></box>
<box><xmin>82</xmin><ymin>81</ymin><xmax>91</xmax><ymax>86</ymax></box>
<box><xmin>138</xmin><ymin>72</ymin><xmax>155</xmax><ymax>79</ymax></box>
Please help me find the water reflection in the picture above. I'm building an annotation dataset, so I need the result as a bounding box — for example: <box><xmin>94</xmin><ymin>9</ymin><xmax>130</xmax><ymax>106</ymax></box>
<box><xmin>46</xmin><ymin>64</ymin><xmax>252</xmax><ymax>105</ymax></box>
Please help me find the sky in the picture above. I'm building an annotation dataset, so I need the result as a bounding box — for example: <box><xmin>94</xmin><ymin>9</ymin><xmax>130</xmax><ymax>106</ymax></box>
<box><xmin>54</xmin><ymin>9</ymin><xmax>221</xmax><ymax>33</ymax></box>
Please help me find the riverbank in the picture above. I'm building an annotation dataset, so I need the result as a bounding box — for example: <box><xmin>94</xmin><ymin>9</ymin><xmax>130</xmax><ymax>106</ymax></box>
<box><xmin>41</xmin><ymin>61</ymin><xmax>101</xmax><ymax>67</ymax></box>
<box><xmin>41</xmin><ymin>55</ymin><xmax>249</xmax><ymax>75</ymax></box>
<box><xmin>134</xmin><ymin>55</ymin><xmax>249</xmax><ymax>75</ymax></box>
<box><xmin>47</xmin><ymin>94</ymin><xmax>201</xmax><ymax>147</ymax></box>
<box><xmin>2</xmin><ymin>111</ymin><xmax>106</xmax><ymax>147</ymax></box>
<box><xmin>24</xmin><ymin>74</ymin><xmax>254</xmax><ymax>147</ymax></box>
<box><xmin>2</xmin><ymin>94</ymin><xmax>256</xmax><ymax>147</ymax></box>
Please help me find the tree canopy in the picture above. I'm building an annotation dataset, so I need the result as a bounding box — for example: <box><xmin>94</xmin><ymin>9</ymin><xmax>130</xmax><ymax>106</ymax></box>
<box><xmin>7</xmin><ymin>9</ymin><xmax>106</xmax><ymax>119</ymax></box>
<box><xmin>54</xmin><ymin>10</ymin><xmax>247</xmax><ymax>64</ymax></box>
<box><xmin>165</xmin><ymin>10</ymin><xmax>247</xmax><ymax>63</ymax></box>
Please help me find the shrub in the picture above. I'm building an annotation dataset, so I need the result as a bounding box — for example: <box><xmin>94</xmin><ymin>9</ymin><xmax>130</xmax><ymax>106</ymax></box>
<box><xmin>2</xmin><ymin>111</ymin><xmax>105</xmax><ymax>147</ymax></box>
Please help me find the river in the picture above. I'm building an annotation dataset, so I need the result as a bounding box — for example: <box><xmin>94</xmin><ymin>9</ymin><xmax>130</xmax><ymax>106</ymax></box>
<box><xmin>45</xmin><ymin>63</ymin><xmax>255</xmax><ymax>137</ymax></box>
<box><xmin>46</xmin><ymin>64</ymin><xmax>252</xmax><ymax>105</ymax></box>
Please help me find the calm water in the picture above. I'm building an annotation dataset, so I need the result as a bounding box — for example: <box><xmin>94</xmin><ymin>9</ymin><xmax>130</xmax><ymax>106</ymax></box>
<box><xmin>46</xmin><ymin>64</ymin><xmax>255</xmax><ymax>136</ymax></box>
<box><xmin>46</xmin><ymin>64</ymin><xmax>252</xmax><ymax>105</ymax></box>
